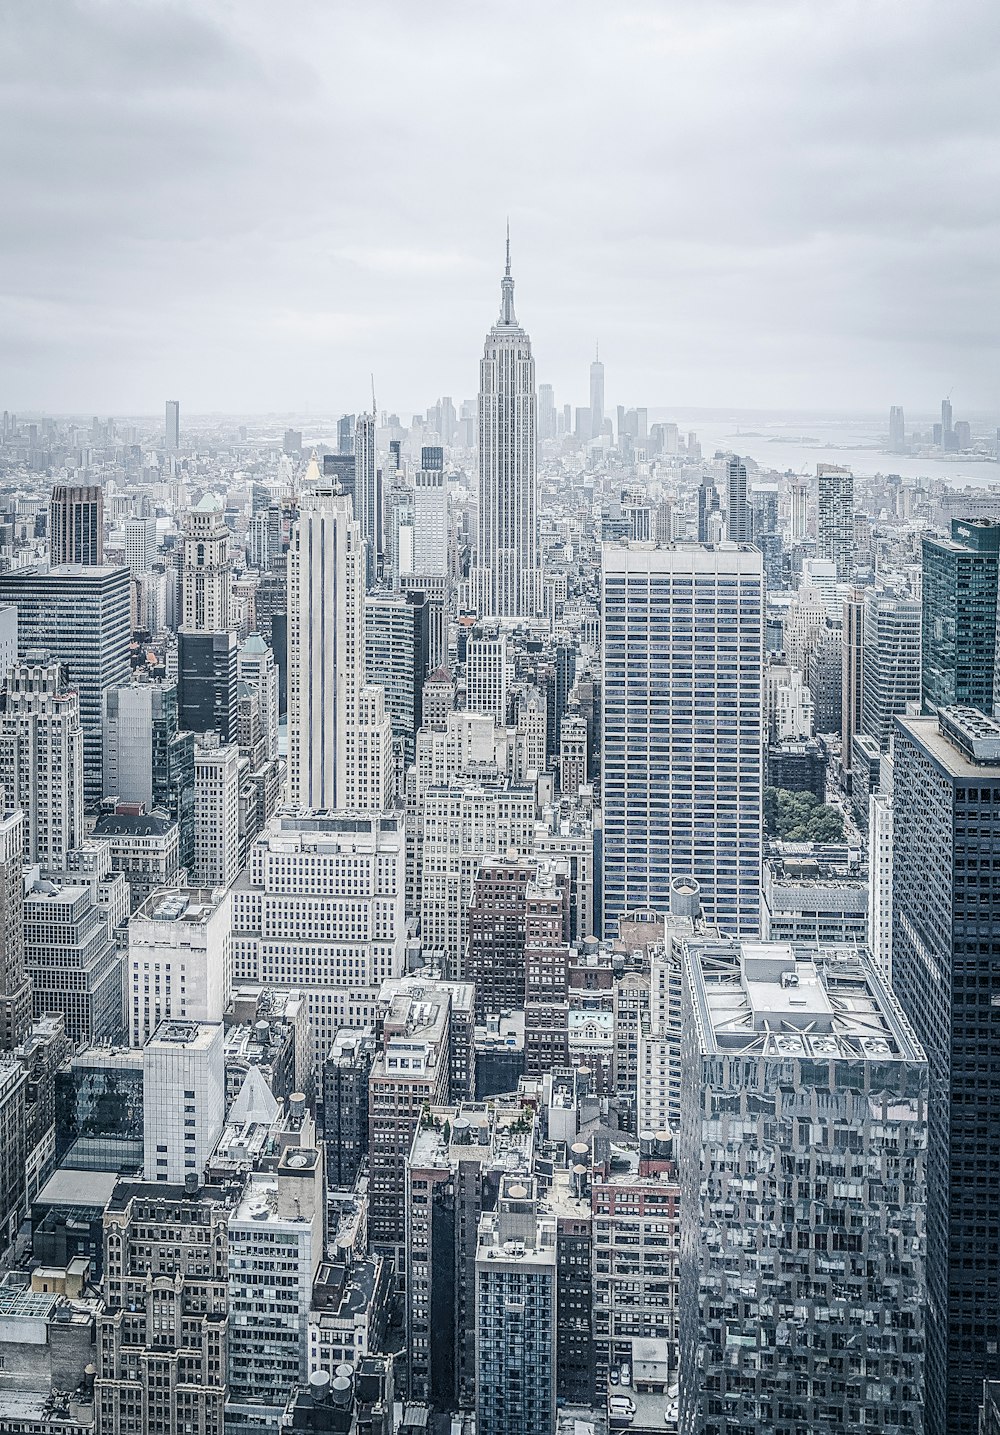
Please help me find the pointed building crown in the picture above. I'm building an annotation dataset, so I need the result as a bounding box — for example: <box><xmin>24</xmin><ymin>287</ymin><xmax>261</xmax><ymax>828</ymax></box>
<box><xmin>499</xmin><ymin>221</ymin><xmax>517</xmax><ymax>326</ymax></box>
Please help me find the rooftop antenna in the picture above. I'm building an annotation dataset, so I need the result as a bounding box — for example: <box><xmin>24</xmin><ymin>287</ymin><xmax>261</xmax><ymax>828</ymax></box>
<box><xmin>371</xmin><ymin>374</ymin><xmax>377</xmax><ymax>418</ymax></box>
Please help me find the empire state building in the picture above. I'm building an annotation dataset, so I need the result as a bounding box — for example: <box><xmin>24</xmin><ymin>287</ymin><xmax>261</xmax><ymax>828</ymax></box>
<box><xmin>474</xmin><ymin>234</ymin><xmax>540</xmax><ymax>619</ymax></box>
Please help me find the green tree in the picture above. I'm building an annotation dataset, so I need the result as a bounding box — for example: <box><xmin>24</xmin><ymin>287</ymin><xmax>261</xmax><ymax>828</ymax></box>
<box><xmin>765</xmin><ymin>786</ymin><xmax>842</xmax><ymax>842</ymax></box>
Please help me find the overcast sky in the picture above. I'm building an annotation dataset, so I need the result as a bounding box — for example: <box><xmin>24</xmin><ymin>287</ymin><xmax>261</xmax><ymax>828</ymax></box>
<box><xmin>2</xmin><ymin>0</ymin><xmax>999</xmax><ymax>418</ymax></box>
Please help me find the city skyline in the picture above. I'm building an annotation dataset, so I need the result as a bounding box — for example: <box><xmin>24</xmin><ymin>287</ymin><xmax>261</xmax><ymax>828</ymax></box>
<box><xmin>2</xmin><ymin>5</ymin><xmax>1000</xmax><ymax>1433</ymax></box>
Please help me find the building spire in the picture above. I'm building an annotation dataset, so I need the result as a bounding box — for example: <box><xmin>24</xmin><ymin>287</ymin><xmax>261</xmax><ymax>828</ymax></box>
<box><xmin>500</xmin><ymin>221</ymin><xmax>516</xmax><ymax>325</ymax></box>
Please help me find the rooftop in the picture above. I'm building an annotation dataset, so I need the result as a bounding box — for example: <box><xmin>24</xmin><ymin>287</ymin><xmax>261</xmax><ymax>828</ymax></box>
<box><xmin>379</xmin><ymin>975</ymin><xmax>475</xmax><ymax>1018</ymax></box>
<box><xmin>35</xmin><ymin>1168</ymin><xmax>119</xmax><ymax>1210</ymax></box>
<box><xmin>685</xmin><ymin>937</ymin><xmax>925</xmax><ymax>1062</ymax></box>
<box><xmin>146</xmin><ymin>1020</ymin><xmax>222</xmax><ymax>1053</ymax></box>
<box><xmin>897</xmin><ymin>709</ymin><xmax>1000</xmax><ymax>777</ymax></box>
<box><xmin>93</xmin><ymin>810</ymin><xmax>174</xmax><ymax>839</ymax></box>
<box><xmin>136</xmin><ymin>886</ymin><xmax>226</xmax><ymax>923</ymax></box>
<box><xmin>0</xmin><ymin>1272</ymin><xmax>59</xmax><ymax>1320</ymax></box>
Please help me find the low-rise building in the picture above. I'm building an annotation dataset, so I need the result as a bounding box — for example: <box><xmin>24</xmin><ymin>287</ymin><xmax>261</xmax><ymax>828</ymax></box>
<box><xmin>91</xmin><ymin>808</ymin><xmax>181</xmax><ymax>914</ymax></box>
<box><xmin>761</xmin><ymin>847</ymin><xmax>868</xmax><ymax>945</ymax></box>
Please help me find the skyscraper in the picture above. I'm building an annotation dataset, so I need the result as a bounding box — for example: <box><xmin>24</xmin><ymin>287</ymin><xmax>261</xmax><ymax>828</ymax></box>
<box><xmin>696</xmin><ymin>479</ymin><xmax>720</xmax><ymax>543</ymax></box>
<box><xmin>97</xmin><ymin>1179</ymin><xmax>234</xmax><ymax>1435</ymax></box>
<box><xmin>889</xmin><ymin>404</ymin><xmax>906</xmax><ymax>452</ymax></box>
<box><xmin>178</xmin><ymin>495</ymin><xmax>237</xmax><ymax>741</ymax></box>
<box><xmin>465</xmin><ymin>625</ymin><xmax>509</xmax><ymax>723</ymax></box>
<box><xmin>192</xmin><ymin>738</ymin><xmax>242</xmax><ymax>890</ymax></box>
<box><xmin>680</xmin><ymin>936</ymin><xmax>927</xmax><ymax>1435</ymax></box>
<box><xmin>0</xmin><ymin>654</ymin><xmax>83</xmax><ymax>869</ymax></box>
<box><xmin>589</xmin><ymin>344</ymin><xmax>604</xmax><ymax>440</ymax></box>
<box><xmin>286</xmin><ymin>483</ymin><xmax>392</xmax><ymax>811</ymax></box>
<box><xmin>724</xmin><ymin>455</ymin><xmax>751</xmax><ymax>543</ymax></box>
<box><xmin>601</xmin><ymin>541</ymin><xmax>764</xmax><ymax>937</ymax></box>
<box><xmin>841</xmin><ymin>588</ymin><xmax>865</xmax><ymax>772</ymax></box>
<box><xmin>181</xmin><ymin>495</ymin><xmax>230</xmax><ymax>632</ymax></box>
<box><xmin>538</xmin><ymin>382</ymin><xmax>556</xmax><ymax>441</ymax></box>
<box><xmin>123</xmin><ymin>515</ymin><xmax>156</xmax><ymax>577</ymax></box>
<box><xmin>861</xmin><ymin>587</ymin><xmax>922</xmax><ymax>751</ymax></box>
<box><xmin>893</xmin><ymin>706</ymin><xmax>1000</xmax><ymax>1435</ymax></box>
<box><xmin>412</xmin><ymin>465</ymin><xmax>448</xmax><ymax>577</ymax></box>
<box><xmin>165</xmin><ymin>399</ymin><xmax>180</xmax><ymax>449</ymax></box>
<box><xmin>353</xmin><ymin>408</ymin><xmax>382</xmax><ymax>581</ymax></box>
<box><xmin>49</xmin><ymin>484</ymin><xmax>103</xmax><ymax>567</ymax></box>
<box><xmin>817</xmin><ymin>463</ymin><xmax>855</xmax><ymax>578</ymax></box>
<box><xmin>0</xmin><ymin>564</ymin><xmax>131</xmax><ymax>809</ymax></box>
<box><xmin>789</xmin><ymin>479</ymin><xmax>809</xmax><ymax>542</ymax></box>
<box><xmin>0</xmin><ymin>811</ymin><xmax>29</xmax><ymax>1051</ymax></box>
<box><xmin>921</xmin><ymin>518</ymin><xmax>1000</xmax><ymax>716</ymax></box>
<box><xmin>142</xmin><ymin>1020</ymin><xmax>225</xmax><ymax>1184</ymax></box>
<box><xmin>473</xmin><ymin>232</ymin><xmax>540</xmax><ymax>618</ymax></box>
<box><xmin>475</xmin><ymin>1177</ymin><xmax>557</xmax><ymax>1435</ymax></box>
<box><xmin>365</xmin><ymin>590</ymin><xmax>429</xmax><ymax>768</ymax></box>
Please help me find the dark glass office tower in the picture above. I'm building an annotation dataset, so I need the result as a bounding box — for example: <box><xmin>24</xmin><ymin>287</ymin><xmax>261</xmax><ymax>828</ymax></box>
<box><xmin>151</xmin><ymin>684</ymin><xmax>195</xmax><ymax>871</ymax></box>
<box><xmin>893</xmin><ymin>706</ymin><xmax>1000</xmax><ymax>1435</ymax></box>
<box><xmin>49</xmin><ymin>484</ymin><xmax>104</xmax><ymax>566</ymax></box>
<box><xmin>922</xmin><ymin>518</ymin><xmax>1000</xmax><ymax>716</ymax></box>
<box><xmin>178</xmin><ymin>629</ymin><xmax>237</xmax><ymax>742</ymax></box>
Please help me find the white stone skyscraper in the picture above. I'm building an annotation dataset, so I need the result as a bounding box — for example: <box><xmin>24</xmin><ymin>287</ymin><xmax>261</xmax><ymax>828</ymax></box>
<box><xmin>287</xmin><ymin>483</ymin><xmax>392</xmax><ymax>811</ymax></box>
<box><xmin>0</xmin><ymin>653</ymin><xmax>84</xmax><ymax>869</ymax></box>
<box><xmin>181</xmin><ymin>494</ymin><xmax>230</xmax><ymax>632</ymax></box>
<box><xmin>353</xmin><ymin>407</ymin><xmax>382</xmax><ymax>580</ymax></box>
<box><xmin>473</xmin><ymin>232</ymin><xmax>540</xmax><ymax>619</ymax></box>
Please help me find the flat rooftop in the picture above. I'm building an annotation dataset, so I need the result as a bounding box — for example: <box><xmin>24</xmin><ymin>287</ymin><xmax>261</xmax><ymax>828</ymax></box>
<box><xmin>35</xmin><ymin>1168</ymin><xmax>119</xmax><ymax>1209</ymax></box>
<box><xmin>897</xmin><ymin>709</ymin><xmax>1000</xmax><ymax>778</ymax></box>
<box><xmin>137</xmin><ymin>888</ymin><xmax>225</xmax><ymax>923</ymax></box>
<box><xmin>146</xmin><ymin>1020</ymin><xmax>222</xmax><ymax>1052</ymax></box>
<box><xmin>686</xmin><ymin>938</ymin><xmax>925</xmax><ymax>1062</ymax></box>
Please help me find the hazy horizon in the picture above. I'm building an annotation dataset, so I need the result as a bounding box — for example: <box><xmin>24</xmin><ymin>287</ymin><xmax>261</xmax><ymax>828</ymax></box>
<box><xmin>3</xmin><ymin>0</ymin><xmax>1000</xmax><ymax>415</ymax></box>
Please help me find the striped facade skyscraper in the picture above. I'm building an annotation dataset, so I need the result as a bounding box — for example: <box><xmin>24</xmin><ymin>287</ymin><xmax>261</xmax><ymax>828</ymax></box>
<box><xmin>601</xmin><ymin>541</ymin><xmax>765</xmax><ymax>937</ymax></box>
<box><xmin>287</xmin><ymin>484</ymin><xmax>392</xmax><ymax>812</ymax></box>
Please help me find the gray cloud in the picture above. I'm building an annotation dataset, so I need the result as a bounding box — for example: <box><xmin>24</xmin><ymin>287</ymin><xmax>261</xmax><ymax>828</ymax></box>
<box><xmin>1</xmin><ymin>0</ymin><xmax>998</xmax><ymax>417</ymax></box>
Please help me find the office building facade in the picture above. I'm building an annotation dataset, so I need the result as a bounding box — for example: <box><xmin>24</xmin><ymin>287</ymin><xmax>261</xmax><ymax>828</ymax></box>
<box><xmin>0</xmin><ymin>654</ymin><xmax>84</xmax><ymax>869</ymax></box>
<box><xmin>287</xmin><ymin>484</ymin><xmax>392</xmax><ymax>812</ymax></box>
<box><xmin>725</xmin><ymin>455</ymin><xmax>751</xmax><ymax>543</ymax></box>
<box><xmin>601</xmin><ymin>542</ymin><xmax>764</xmax><ymax>937</ymax></box>
<box><xmin>861</xmin><ymin>587</ymin><xmax>922</xmax><ymax>751</ymax></box>
<box><xmin>49</xmin><ymin>484</ymin><xmax>103</xmax><ymax>567</ymax></box>
<box><xmin>893</xmin><ymin>707</ymin><xmax>1000</xmax><ymax>1435</ymax></box>
<box><xmin>475</xmin><ymin>1177</ymin><xmax>557</xmax><ymax>1435</ymax></box>
<box><xmin>817</xmin><ymin>464</ymin><xmax>855</xmax><ymax>579</ymax></box>
<box><xmin>680</xmin><ymin>936</ymin><xmax>927</xmax><ymax>1435</ymax></box>
<box><xmin>0</xmin><ymin>564</ymin><xmax>130</xmax><ymax>809</ymax></box>
<box><xmin>921</xmin><ymin>519</ymin><xmax>1000</xmax><ymax>717</ymax></box>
